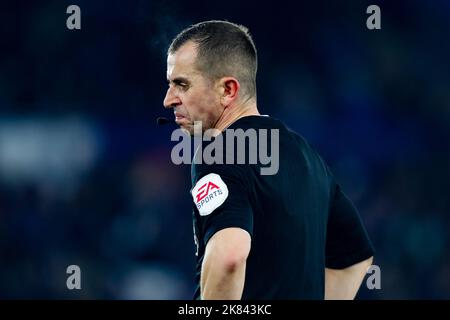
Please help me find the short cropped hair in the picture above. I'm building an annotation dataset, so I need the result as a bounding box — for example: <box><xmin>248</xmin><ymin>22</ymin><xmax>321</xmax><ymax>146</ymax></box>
<box><xmin>168</xmin><ymin>20</ymin><xmax>258</xmax><ymax>99</ymax></box>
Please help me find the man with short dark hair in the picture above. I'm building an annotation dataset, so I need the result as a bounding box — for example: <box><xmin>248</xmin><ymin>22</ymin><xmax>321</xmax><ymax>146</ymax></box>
<box><xmin>163</xmin><ymin>20</ymin><xmax>374</xmax><ymax>300</ymax></box>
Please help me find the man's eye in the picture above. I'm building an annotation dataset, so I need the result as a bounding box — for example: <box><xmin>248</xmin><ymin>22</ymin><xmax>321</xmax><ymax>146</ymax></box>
<box><xmin>168</xmin><ymin>80</ymin><xmax>189</xmax><ymax>90</ymax></box>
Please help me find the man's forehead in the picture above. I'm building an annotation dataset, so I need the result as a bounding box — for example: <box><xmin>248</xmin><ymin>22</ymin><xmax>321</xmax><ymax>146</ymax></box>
<box><xmin>167</xmin><ymin>42</ymin><xmax>198</xmax><ymax>73</ymax></box>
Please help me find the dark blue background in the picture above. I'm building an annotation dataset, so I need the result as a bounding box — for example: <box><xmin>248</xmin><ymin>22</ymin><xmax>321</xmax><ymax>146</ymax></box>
<box><xmin>0</xmin><ymin>0</ymin><xmax>449</xmax><ymax>299</ymax></box>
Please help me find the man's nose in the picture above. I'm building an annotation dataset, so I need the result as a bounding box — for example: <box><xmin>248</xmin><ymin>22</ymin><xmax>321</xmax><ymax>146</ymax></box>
<box><xmin>163</xmin><ymin>87</ymin><xmax>181</xmax><ymax>109</ymax></box>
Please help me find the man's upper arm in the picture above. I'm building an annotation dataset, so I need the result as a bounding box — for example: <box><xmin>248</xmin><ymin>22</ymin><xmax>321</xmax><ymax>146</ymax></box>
<box><xmin>191</xmin><ymin>164</ymin><xmax>253</xmax><ymax>246</ymax></box>
<box><xmin>205</xmin><ymin>227</ymin><xmax>252</xmax><ymax>269</ymax></box>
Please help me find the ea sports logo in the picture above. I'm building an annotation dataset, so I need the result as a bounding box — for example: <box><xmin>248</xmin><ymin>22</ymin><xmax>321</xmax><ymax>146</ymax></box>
<box><xmin>191</xmin><ymin>173</ymin><xmax>229</xmax><ymax>216</ymax></box>
<box><xmin>196</xmin><ymin>181</ymin><xmax>220</xmax><ymax>202</ymax></box>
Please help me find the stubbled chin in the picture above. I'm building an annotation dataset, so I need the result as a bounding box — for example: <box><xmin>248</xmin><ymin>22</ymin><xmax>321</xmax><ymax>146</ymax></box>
<box><xmin>177</xmin><ymin>122</ymin><xmax>194</xmax><ymax>135</ymax></box>
<box><xmin>177</xmin><ymin>119</ymin><xmax>206</xmax><ymax>136</ymax></box>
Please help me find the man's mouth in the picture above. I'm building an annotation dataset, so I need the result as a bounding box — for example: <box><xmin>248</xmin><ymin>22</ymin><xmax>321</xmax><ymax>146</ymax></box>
<box><xmin>174</xmin><ymin>112</ymin><xmax>186</xmax><ymax>122</ymax></box>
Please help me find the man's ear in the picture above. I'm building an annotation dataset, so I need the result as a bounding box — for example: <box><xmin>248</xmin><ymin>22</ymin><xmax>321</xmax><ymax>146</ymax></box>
<box><xmin>219</xmin><ymin>77</ymin><xmax>240</xmax><ymax>107</ymax></box>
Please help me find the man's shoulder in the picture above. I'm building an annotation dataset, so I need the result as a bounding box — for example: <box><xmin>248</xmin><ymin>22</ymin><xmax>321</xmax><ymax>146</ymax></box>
<box><xmin>228</xmin><ymin>115</ymin><xmax>306</xmax><ymax>145</ymax></box>
<box><xmin>227</xmin><ymin>115</ymin><xmax>284</xmax><ymax>130</ymax></box>
<box><xmin>191</xmin><ymin>159</ymin><xmax>249</xmax><ymax>184</ymax></box>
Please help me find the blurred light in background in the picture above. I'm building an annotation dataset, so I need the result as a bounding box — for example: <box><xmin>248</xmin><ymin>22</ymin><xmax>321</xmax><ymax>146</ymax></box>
<box><xmin>0</xmin><ymin>117</ymin><xmax>102</xmax><ymax>198</ymax></box>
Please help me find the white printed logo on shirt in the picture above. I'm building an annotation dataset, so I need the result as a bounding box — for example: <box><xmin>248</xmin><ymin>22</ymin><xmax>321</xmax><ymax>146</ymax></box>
<box><xmin>191</xmin><ymin>173</ymin><xmax>229</xmax><ymax>216</ymax></box>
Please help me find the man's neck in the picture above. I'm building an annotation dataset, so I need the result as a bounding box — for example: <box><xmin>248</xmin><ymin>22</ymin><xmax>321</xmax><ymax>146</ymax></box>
<box><xmin>213</xmin><ymin>100</ymin><xmax>260</xmax><ymax>134</ymax></box>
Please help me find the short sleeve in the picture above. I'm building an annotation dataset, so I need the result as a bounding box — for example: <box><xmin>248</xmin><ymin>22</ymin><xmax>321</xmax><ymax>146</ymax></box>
<box><xmin>325</xmin><ymin>183</ymin><xmax>375</xmax><ymax>269</ymax></box>
<box><xmin>191</xmin><ymin>163</ymin><xmax>253</xmax><ymax>246</ymax></box>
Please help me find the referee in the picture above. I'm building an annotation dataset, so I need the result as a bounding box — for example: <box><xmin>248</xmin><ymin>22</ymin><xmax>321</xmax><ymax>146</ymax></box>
<box><xmin>163</xmin><ymin>20</ymin><xmax>374</xmax><ymax>300</ymax></box>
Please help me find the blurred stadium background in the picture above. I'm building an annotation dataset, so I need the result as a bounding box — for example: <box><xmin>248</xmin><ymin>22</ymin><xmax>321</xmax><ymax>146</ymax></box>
<box><xmin>0</xmin><ymin>0</ymin><xmax>449</xmax><ymax>299</ymax></box>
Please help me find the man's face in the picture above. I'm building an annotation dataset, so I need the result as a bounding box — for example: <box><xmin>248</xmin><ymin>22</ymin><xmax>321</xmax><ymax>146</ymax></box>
<box><xmin>163</xmin><ymin>41</ymin><xmax>222</xmax><ymax>135</ymax></box>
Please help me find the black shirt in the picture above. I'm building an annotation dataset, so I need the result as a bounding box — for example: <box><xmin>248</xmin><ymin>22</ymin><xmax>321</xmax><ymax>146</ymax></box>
<box><xmin>191</xmin><ymin>115</ymin><xmax>374</xmax><ymax>299</ymax></box>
